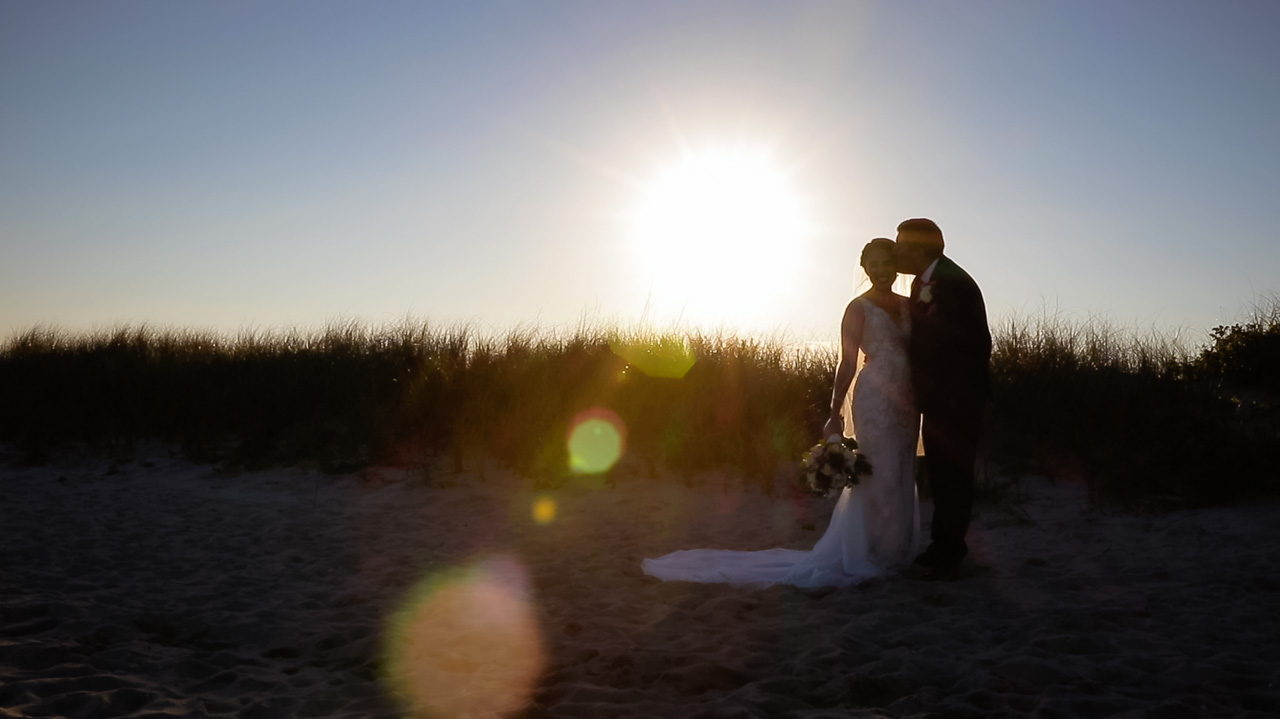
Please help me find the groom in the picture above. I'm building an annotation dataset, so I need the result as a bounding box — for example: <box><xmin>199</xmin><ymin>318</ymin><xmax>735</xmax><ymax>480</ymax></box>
<box><xmin>894</xmin><ymin>218</ymin><xmax>992</xmax><ymax>580</ymax></box>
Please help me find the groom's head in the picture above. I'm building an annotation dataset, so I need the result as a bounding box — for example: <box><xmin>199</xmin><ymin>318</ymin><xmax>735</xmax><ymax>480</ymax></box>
<box><xmin>894</xmin><ymin>218</ymin><xmax>944</xmax><ymax>275</ymax></box>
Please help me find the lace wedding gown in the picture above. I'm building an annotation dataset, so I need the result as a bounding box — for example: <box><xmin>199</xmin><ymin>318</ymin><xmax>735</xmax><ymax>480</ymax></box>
<box><xmin>642</xmin><ymin>297</ymin><xmax>920</xmax><ymax>588</ymax></box>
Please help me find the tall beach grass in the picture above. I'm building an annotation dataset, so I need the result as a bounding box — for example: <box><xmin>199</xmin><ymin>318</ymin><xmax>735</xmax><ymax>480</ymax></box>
<box><xmin>2</xmin><ymin>298</ymin><xmax>1277</xmax><ymax>504</ymax></box>
<box><xmin>987</xmin><ymin>296</ymin><xmax>1280</xmax><ymax>504</ymax></box>
<box><xmin>0</xmin><ymin>320</ymin><xmax>833</xmax><ymax>489</ymax></box>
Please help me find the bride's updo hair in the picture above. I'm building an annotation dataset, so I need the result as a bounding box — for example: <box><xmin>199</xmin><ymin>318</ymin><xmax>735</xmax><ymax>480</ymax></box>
<box><xmin>860</xmin><ymin>237</ymin><xmax>896</xmax><ymax>268</ymax></box>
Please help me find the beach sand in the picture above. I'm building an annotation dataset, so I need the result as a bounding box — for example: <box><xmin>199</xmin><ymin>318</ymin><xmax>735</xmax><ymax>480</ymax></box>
<box><xmin>2</xmin><ymin>449</ymin><xmax>1278</xmax><ymax>718</ymax></box>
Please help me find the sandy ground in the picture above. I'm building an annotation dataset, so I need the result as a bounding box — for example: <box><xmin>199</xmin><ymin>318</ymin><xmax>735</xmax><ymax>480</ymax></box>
<box><xmin>2</xmin><ymin>449</ymin><xmax>1279</xmax><ymax>719</ymax></box>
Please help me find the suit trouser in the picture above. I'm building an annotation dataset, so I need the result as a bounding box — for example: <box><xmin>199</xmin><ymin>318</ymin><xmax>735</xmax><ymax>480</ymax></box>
<box><xmin>921</xmin><ymin>402</ymin><xmax>984</xmax><ymax>557</ymax></box>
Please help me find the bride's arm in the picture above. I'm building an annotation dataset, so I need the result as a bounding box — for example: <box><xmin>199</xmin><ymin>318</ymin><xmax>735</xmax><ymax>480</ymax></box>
<box><xmin>823</xmin><ymin>300</ymin><xmax>864</xmax><ymax>438</ymax></box>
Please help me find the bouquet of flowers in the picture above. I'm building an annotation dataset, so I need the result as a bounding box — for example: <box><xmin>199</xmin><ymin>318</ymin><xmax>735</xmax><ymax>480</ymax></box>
<box><xmin>801</xmin><ymin>434</ymin><xmax>872</xmax><ymax>496</ymax></box>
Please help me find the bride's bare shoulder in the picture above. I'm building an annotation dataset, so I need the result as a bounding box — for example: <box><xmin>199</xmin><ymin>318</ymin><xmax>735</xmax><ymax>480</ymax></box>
<box><xmin>841</xmin><ymin>298</ymin><xmax>873</xmax><ymax>339</ymax></box>
<box><xmin>844</xmin><ymin>293</ymin><xmax>871</xmax><ymax>317</ymax></box>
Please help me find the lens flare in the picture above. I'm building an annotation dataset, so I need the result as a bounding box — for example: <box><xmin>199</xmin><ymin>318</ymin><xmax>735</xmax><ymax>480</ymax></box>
<box><xmin>566</xmin><ymin>408</ymin><xmax>626</xmax><ymax>475</ymax></box>
<box><xmin>383</xmin><ymin>556</ymin><xmax>544</xmax><ymax>719</ymax></box>
<box><xmin>531</xmin><ymin>496</ymin><xmax>557</xmax><ymax>525</ymax></box>
<box><xmin>608</xmin><ymin>336</ymin><xmax>696</xmax><ymax>379</ymax></box>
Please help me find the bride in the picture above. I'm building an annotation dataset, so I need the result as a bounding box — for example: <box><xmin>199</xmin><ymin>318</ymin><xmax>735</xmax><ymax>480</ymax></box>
<box><xmin>642</xmin><ymin>238</ymin><xmax>920</xmax><ymax>587</ymax></box>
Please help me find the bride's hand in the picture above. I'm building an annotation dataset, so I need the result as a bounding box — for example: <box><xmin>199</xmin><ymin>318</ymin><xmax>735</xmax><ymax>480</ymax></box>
<box><xmin>822</xmin><ymin>416</ymin><xmax>843</xmax><ymax>439</ymax></box>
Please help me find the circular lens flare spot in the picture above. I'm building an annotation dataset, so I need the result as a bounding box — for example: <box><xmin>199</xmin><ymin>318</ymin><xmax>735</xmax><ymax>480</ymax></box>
<box><xmin>531</xmin><ymin>496</ymin><xmax>557</xmax><ymax>525</ymax></box>
<box><xmin>566</xmin><ymin>408</ymin><xmax>626</xmax><ymax>475</ymax></box>
<box><xmin>383</xmin><ymin>556</ymin><xmax>544</xmax><ymax>719</ymax></box>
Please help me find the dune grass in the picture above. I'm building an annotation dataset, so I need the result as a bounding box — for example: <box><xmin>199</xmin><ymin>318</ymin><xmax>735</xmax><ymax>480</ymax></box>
<box><xmin>0</xmin><ymin>321</ymin><xmax>832</xmax><ymax>489</ymax></box>
<box><xmin>987</xmin><ymin>296</ymin><xmax>1280</xmax><ymax>504</ymax></box>
<box><xmin>2</xmin><ymin>300</ymin><xmax>1277</xmax><ymax>504</ymax></box>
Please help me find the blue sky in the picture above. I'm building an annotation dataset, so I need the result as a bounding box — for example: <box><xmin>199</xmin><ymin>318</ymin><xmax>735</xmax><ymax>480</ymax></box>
<box><xmin>3</xmin><ymin>1</ymin><xmax>1278</xmax><ymax>342</ymax></box>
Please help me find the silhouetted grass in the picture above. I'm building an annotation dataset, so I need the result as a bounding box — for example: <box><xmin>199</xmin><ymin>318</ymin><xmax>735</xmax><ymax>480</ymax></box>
<box><xmin>988</xmin><ymin>300</ymin><xmax>1280</xmax><ymax>506</ymax></box>
<box><xmin>0</xmin><ymin>321</ymin><xmax>831</xmax><ymax>490</ymax></box>
<box><xmin>2</xmin><ymin>299</ymin><xmax>1277</xmax><ymax>504</ymax></box>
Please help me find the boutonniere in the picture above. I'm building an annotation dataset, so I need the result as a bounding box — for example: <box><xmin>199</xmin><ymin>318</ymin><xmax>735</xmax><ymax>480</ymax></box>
<box><xmin>918</xmin><ymin>282</ymin><xmax>935</xmax><ymax>304</ymax></box>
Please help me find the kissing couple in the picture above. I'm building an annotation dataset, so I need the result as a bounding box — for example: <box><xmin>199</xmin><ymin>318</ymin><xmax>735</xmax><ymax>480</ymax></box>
<box><xmin>644</xmin><ymin>218</ymin><xmax>992</xmax><ymax>586</ymax></box>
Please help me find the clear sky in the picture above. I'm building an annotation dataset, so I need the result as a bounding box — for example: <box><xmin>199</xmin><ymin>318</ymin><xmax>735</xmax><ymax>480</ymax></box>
<box><xmin>3</xmin><ymin>1</ymin><xmax>1278</xmax><ymax>342</ymax></box>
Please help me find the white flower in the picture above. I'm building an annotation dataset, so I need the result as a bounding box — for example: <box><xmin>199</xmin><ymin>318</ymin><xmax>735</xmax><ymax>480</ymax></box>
<box><xmin>919</xmin><ymin>284</ymin><xmax>933</xmax><ymax>303</ymax></box>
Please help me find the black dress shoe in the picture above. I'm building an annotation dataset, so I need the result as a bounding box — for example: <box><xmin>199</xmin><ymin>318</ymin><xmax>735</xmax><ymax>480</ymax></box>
<box><xmin>924</xmin><ymin>560</ymin><xmax>962</xmax><ymax>581</ymax></box>
<box><xmin>913</xmin><ymin>546</ymin><xmax>943</xmax><ymax>567</ymax></box>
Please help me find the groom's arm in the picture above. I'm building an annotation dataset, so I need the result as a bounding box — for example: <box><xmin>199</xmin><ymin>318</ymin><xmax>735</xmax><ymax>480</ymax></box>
<box><xmin>916</xmin><ymin>276</ymin><xmax>992</xmax><ymax>405</ymax></box>
<box><xmin>925</xmin><ymin>276</ymin><xmax>991</xmax><ymax>358</ymax></box>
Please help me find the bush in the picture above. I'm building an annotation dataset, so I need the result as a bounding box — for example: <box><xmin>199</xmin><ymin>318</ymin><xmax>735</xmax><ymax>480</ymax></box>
<box><xmin>1192</xmin><ymin>296</ymin><xmax>1280</xmax><ymax>393</ymax></box>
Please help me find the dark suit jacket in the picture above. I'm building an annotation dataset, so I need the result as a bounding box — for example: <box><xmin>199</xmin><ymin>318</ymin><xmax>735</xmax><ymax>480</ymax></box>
<box><xmin>908</xmin><ymin>255</ymin><xmax>992</xmax><ymax>415</ymax></box>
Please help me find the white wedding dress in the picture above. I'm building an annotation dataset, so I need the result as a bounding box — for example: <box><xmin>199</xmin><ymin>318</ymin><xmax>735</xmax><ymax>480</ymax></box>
<box><xmin>642</xmin><ymin>297</ymin><xmax>920</xmax><ymax>588</ymax></box>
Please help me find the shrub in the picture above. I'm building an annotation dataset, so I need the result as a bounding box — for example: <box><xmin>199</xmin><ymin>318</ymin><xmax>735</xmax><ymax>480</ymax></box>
<box><xmin>1192</xmin><ymin>295</ymin><xmax>1280</xmax><ymax>393</ymax></box>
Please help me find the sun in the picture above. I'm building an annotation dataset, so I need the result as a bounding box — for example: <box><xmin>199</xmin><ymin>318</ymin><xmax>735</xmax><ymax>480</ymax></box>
<box><xmin>628</xmin><ymin>146</ymin><xmax>808</xmax><ymax>327</ymax></box>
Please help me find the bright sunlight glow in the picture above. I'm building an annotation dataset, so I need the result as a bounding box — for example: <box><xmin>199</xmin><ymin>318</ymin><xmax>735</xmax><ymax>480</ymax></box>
<box><xmin>629</xmin><ymin>146</ymin><xmax>808</xmax><ymax>328</ymax></box>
